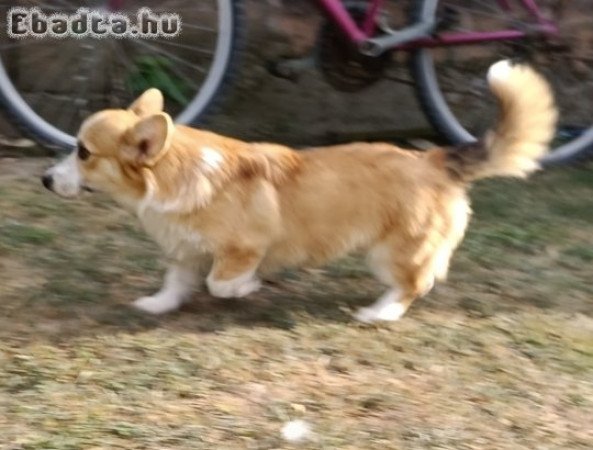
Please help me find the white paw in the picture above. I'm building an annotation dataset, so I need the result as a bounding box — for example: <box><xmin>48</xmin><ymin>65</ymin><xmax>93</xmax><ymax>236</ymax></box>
<box><xmin>207</xmin><ymin>274</ymin><xmax>261</xmax><ymax>298</ymax></box>
<box><xmin>354</xmin><ymin>301</ymin><xmax>406</xmax><ymax>323</ymax></box>
<box><xmin>133</xmin><ymin>294</ymin><xmax>182</xmax><ymax>315</ymax></box>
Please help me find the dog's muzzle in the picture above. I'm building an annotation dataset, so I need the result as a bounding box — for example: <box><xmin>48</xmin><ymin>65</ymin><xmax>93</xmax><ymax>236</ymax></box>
<box><xmin>42</xmin><ymin>152</ymin><xmax>84</xmax><ymax>198</ymax></box>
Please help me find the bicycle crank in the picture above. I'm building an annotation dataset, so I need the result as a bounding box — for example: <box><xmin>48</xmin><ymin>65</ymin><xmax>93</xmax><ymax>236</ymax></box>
<box><xmin>317</xmin><ymin>2</ymin><xmax>391</xmax><ymax>92</ymax></box>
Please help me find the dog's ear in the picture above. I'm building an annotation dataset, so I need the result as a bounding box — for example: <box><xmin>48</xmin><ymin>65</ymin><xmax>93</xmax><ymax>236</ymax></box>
<box><xmin>125</xmin><ymin>113</ymin><xmax>173</xmax><ymax>166</ymax></box>
<box><xmin>128</xmin><ymin>88</ymin><xmax>164</xmax><ymax>117</ymax></box>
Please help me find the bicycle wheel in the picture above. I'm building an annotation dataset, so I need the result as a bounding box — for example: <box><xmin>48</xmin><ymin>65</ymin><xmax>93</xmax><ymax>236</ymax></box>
<box><xmin>0</xmin><ymin>0</ymin><xmax>244</xmax><ymax>151</ymax></box>
<box><xmin>411</xmin><ymin>0</ymin><xmax>593</xmax><ymax>165</ymax></box>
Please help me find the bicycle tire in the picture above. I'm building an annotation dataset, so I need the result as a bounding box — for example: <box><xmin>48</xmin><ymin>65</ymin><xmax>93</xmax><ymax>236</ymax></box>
<box><xmin>0</xmin><ymin>0</ymin><xmax>245</xmax><ymax>152</ymax></box>
<box><xmin>410</xmin><ymin>0</ymin><xmax>593</xmax><ymax>166</ymax></box>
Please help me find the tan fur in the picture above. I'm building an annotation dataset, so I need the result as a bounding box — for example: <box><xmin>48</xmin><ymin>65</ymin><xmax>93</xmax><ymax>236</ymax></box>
<box><xmin>45</xmin><ymin>62</ymin><xmax>558</xmax><ymax>320</ymax></box>
<box><xmin>444</xmin><ymin>61</ymin><xmax>557</xmax><ymax>181</ymax></box>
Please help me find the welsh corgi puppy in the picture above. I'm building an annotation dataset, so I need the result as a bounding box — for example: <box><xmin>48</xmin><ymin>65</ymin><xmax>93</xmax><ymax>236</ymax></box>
<box><xmin>43</xmin><ymin>61</ymin><xmax>556</xmax><ymax>322</ymax></box>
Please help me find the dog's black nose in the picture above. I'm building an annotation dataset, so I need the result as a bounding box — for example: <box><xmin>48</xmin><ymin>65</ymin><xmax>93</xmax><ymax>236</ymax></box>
<box><xmin>41</xmin><ymin>174</ymin><xmax>53</xmax><ymax>191</ymax></box>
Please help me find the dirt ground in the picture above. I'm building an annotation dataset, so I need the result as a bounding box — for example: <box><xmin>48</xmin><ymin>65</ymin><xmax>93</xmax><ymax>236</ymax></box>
<box><xmin>0</xmin><ymin>156</ymin><xmax>592</xmax><ymax>449</ymax></box>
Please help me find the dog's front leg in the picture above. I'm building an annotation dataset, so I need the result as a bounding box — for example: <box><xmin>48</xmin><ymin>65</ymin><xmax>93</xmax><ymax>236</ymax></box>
<box><xmin>133</xmin><ymin>260</ymin><xmax>200</xmax><ymax>314</ymax></box>
<box><xmin>206</xmin><ymin>247</ymin><xmax>263</xmax><ymax>298</ymax></box>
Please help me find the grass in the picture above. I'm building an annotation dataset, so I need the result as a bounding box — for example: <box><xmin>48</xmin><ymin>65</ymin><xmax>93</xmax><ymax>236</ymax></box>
<box><xmin>0</xmin><ymin>157</ymin><xmax>592</xmax><ymax>449</ymax></box>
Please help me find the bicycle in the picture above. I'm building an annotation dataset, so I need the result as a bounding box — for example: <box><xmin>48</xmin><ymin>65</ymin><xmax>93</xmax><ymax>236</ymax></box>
<box><xmin>0</xmin><ymin>0</ymin><xmax>592</xmax><ymax>166</ymax></box>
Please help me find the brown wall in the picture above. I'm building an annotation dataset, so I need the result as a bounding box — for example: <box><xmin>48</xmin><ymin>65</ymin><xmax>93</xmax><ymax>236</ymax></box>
<box><xmin>207</xmin><ymin>0</ymin><xmax>427</xmax><ymax>146</ymax></box>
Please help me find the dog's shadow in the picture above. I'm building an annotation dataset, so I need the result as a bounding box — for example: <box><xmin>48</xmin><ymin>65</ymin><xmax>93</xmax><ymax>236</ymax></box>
<box><xmin>118</xmin><ymin>275</ymin><xmax>381</xmax><ymax>335</ymax></box>
<box><xmin>0</xmin><ymin>271</ymin><xmax>381</xmax><ymax>344</ymax></box>
<box><xmin>4</xmin><ymin>265</ymin><xmax>592</xmax><ymax>344</ymax></box>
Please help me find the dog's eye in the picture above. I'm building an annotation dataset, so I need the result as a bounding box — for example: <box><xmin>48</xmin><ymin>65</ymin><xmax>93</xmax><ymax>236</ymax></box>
<box><xmin>77</xmin><ymin>142</ymin><xmax>91</xmax><ymax>161</ymax></box>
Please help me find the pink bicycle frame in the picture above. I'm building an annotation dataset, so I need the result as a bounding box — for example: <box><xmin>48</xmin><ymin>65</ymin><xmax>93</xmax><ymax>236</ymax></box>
<box><xmin>315</xmin><ymin>0</ymin><xmax>558</xmax><ymax>49</ymax></box>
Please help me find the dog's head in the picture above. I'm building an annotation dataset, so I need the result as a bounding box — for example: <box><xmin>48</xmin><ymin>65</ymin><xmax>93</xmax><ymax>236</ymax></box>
<box><xmin>42</xmin><ymin>89</ymin><xmax>174</xmax><ymax>201</ymax></box>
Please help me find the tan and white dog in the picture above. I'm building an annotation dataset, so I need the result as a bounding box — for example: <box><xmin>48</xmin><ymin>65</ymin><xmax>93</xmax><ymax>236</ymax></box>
<box><xmin>43</xmin><ymin>61</ymin><xmax>556</xmax><ymax>322</ymax></box>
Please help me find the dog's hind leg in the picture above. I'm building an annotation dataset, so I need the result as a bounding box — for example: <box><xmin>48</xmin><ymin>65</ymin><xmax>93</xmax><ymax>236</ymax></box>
<box><xmin>354</xmin><ymin>241</ymin><xmax>437</xmax><ymax>323</ymax></box>
<box><xmin>206</xmin><ymin>247</ymin><xmax>263</xmax><ymax>298</ymax></box>
<box><xmin>134</xmin><ymin>259</ymin><xmax>201</xmax><ymax>314</ymax></box>
<box><xmin>354</xmin><ymin>287</ymin><xmax>412</xmax><ymax>323</ymax></box>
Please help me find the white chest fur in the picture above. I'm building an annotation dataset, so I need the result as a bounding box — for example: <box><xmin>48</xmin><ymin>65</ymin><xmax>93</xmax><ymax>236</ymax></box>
<box><xmin>138</xmin><ymin>207</ymin><xmax>209</xmax><ymax>261</ymax></box>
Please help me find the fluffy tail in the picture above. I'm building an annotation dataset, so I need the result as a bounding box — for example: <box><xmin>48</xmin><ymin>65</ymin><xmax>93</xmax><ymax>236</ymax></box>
<box><xmin>444</xmin><ymin>60</ymin><xmax>558</xmax><ymax>182</ymax></box>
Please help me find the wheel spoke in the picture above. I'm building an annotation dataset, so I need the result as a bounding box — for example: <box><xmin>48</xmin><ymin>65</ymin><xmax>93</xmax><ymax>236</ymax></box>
<box><xmin>39</xmin><ymin>46</ymin><xmax>97</xmax><ymax>132</ymax></box>
<box><xmin>109</xmin><ymin>40</ymin><xmax>142</xmax><ymax>106</ymax></box>
<box><xmin>128</xmin><ymin>38</ymin><xmax>208</xmax><ymax>74</ymax></box>
<box><xmin>0</xmin><ymin>39</ymin><xmax>49</xmax><ymax>51</ymax></box>
<box><xmin>0</xmin><ymin>0</ymin><xmax>78</xmax><ymax>10</ymax></box>
<box><xmin>150</xmin><ymin>39</ymin><xmax>214</xmax><ymax>56</ymax></box>
<box><xmin>180</xmin><ymin>23</ymin><xmax>217</xmax><ymax>33</ymax></box>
